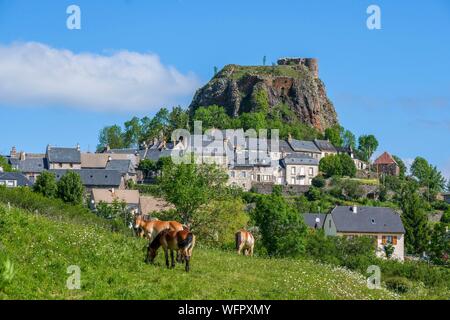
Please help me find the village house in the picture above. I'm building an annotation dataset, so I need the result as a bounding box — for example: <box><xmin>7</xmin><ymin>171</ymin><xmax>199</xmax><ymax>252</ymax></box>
<box><xmin>90</xmin><ymin>188</ymin><xmax>140</xmax><ymax>214</ymax></box>
<box><xmin>313</xmin><ymin>139</ymin><xmax>338</xmax><ymax>159</ymax></box>
<box><xmin>287</xmin><ymin>137</ymin><xmax>322</xmax><ymax>160</ymax></box>
<box><xmin>139</xmin><ymin>195</ymin><xmax>175</xmax><ymax>216</ymax></box>
<box><xmin>46</xmin><ymin>145</ymin><xmax>82</xmax><ymax>170</ymax></box>
<box><xmin>0</xmin><ymin>171</ymin><xmax>32</xmax><ymax>188</ymax></box>
<box><xmin>282</xmin><ymin>154</ymin><xmax>319</xmax><ymax>186</ymax></box>
<box><xmin>50</xmin><ymin>169</ymin><xmax>125</xmax><ymax>192</ymax></box>
<box><xmin>374</xmin><ymin>152</ymin><xmax>400</xmax><ymax>176</ymax></box>
<box><xmin>323</xmin><ymin>206</ymin><xmax>405</xmax><ymax>261</ymax></box>
<box><xmin>302</xmin><ymin>213</ymin><xmax>327</xmax><ymax>229</ymax></box>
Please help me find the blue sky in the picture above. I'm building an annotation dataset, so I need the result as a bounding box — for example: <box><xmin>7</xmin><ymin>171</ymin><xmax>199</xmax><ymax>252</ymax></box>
<box><xmin>0</xmin><ymin>0</ymin><xmax>449</xmax><ymax>178</ymax></box>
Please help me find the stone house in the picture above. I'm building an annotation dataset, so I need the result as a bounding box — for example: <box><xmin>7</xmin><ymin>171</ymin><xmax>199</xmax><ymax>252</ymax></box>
<box><xmin>90</xmin><ymin>188</ymin><xmax>140</xmax><ymax>214</ymax></box>
<box><xmin>50</xmin><ymin>169</ymin><xmax>125</xmax><ymax>192</ymax></box>
<box><xmin>313</xmin><ymin>139</ymin><xmax>338</xmax><ymax>159</ymax></box>
<box><xmin>374</xmin><ymin>152</ymin><xmax>400</xmax><ymax>176</ymax></box>
<box><xmin>282</xmin><ymin>154</ymin><xmax>319</xmax><ymax>186</ymax></box>
<box><xmin>323</xmin><ymin>206</ymin><xmax>405</xmax><ymax>261</ymax></box>
<box><xmin>46</xmin><ymin>145</ymin><xmax>81</xmax><ymax>170</ymax></box>
<box><xmin>287</xmin><ymin>137</ymin><xmax>322</xmax><ymax>160</ymax></box>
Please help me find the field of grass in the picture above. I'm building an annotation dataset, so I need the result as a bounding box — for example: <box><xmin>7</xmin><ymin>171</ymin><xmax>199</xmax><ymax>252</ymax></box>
<box><xmin>0</xmin><ymin>203</ymin><xmax>402</xmax><ymax>300</ymax></box>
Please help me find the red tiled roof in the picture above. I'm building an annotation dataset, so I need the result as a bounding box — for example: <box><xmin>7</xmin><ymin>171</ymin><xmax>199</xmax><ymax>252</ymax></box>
<box><xmin>374</xmin><ymin>152</ymin><xmax>397</xmax><ymax>165</ymax></box>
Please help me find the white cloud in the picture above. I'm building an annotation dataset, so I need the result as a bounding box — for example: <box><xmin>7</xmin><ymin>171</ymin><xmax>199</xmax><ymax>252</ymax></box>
<box><xmin>0</xmin><ymin>42</ymin><xmax>199</xmax><ymax>112</ymax></box>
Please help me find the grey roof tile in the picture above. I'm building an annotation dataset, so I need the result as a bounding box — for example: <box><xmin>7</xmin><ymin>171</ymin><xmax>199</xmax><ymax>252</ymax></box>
<box><xmin>50</xmin><ymin>169</ymin><xmax>122</xmax><ymax>187</ymax></box>
<box><xmin>47</xmin><ymin>148</ymin><xmax>81</xmax><ymax>164</ymax></box>
<box><xmin>0</xmin><ymin>172</ymin><xmax>32</xmax><ymax>186</ymax></box>
<box><xmin>288</xmin><ymin>139</ymin><xmax>321</xmax><ymax>153</ymax></box>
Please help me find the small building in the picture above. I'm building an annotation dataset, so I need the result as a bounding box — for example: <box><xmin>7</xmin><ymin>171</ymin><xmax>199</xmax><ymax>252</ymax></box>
<box><xmin>139</xmin><ymin>195</ymin><xmax>175</xmax><ymax>216</ymax></box>
<box><xmin>313</xmin><ymin>139</ymin><xmax>338</xmax><ymax>159</ymax></box>
<box><xmin>324</xmin><ymin>206</ymin><xmax>405</xmax><ymax>261</ymax></box>
<box><xmin>282</xmin><ymin>154</ymin><xmax>319</xmax><ymax>186</ymax></box>
<box><xmin>50</xmin><ymin>169</ymin><xmax>124</xmax><ymax>191</ymax></box>
<box><xmin>336</xmin><ymin>146</ymin><xmax>368</xmax><ymax>171</ymax></box>
<box><xmin>90</xmin><ymin>188</ymin><xmax>140</xmax><ymax>214</ymax></box>
<box><xmin>287</xmin><ymin>137</ymin><xmax>321</xmax><ymax>160</ymax></box>
<box><xmin>46</xmin><ymin>145</ymin><xmax>81</xmax><ymax>170</ymax></box>
<box><xmin>302</xmin><ymin>213</ymin><xmax>327</xmax><ymax>229</ymax></box>
<box><xmin>374</xmin><ymin>152</ymin><xmax>400</xmax><ymax>176</ymax></box>
<box><xmin>0</xmin><ymin>172</ymin><xmax>32</xmax><ymax>188</ymax></box>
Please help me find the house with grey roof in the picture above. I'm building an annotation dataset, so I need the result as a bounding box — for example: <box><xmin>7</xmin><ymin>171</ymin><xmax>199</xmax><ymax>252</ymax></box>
<box><xmin>302</xmin><ymin>213</ymin><xmax>327</xmax><ymax>229</ymax></box>
<box><xmin>0</xmin><ymin>172</ymin><xmax>32</xmax><ymax>188</ymax></box>
<box><xmin>50</xmin><ymin>169</ymin><xmax>124</xmax><ymax>191</ymax></box>
<box><xmin>105</xmin><ymin>159</ymin><xmax>136</xmax><ymax>182</ymax></box>
<box><xmin>8</xmin><ymin>155</ymin><xmax>47</xmax><ymax>184</ymax></box>
<box><xmin>46</xmin><ymin>145</ymin><xmax>81</xmax><ymax>170</ymax></box>
<box><xmin>324</xmin><ymin>206</ymin><xmax>405</xmax><ymax>260</ymax></box>
<box><xmin>313</xmin><ymin>139</ymin><xmax>338</xmax><ymax>158</ymax></box>
<box><xmin>287</xmin><ymin>138</ymin><xmax>321</xmax><ymax>160</ymax></box>
<box><xmin>281</xmin><ymin>154</ymin><xmax>319</xmax><ymax>186</ymax></box>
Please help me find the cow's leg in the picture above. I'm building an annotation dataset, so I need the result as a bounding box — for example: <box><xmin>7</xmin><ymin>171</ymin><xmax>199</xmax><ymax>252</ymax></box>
<box><xmin>185</xmin><ymin>256</ymin><xmax>190</xmax><ymax>272</ymax></box>
<box><xmin>249</xmin><ymin>245</ymin><xmax>254</xmax><ymax>257</ymax></box>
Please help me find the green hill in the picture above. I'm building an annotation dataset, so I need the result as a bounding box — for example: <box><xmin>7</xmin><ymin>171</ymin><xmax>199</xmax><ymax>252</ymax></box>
<box><xmin>0</xmin><ymin>203</ymin><xmax>399</xmax><ymax>300</ymax></box>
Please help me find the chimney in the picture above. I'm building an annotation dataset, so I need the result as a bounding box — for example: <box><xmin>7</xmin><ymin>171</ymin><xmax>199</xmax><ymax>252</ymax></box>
<box><xmin>19</xmin><ymin>152</ymin><xmax>26</xmax><ymax>161</ymax></box>
<box><xmin>0</xmin><ymin>166</ymin><xmax>3</xmax><ymax>173</ymax></box>
<box><xmin>314</xmin><ymin>217</ymin><xmax>321</xmax><ymax>229</ymax></box>
<box><xmin>108</xmin><ymin>156</ymin><xmax>112</xmax><ymax>162</ymax></box>
<box><xmin>352</xmin><ymin>205</ymin><xmax>358</xmax><ymax>214</ymax></box>
<box><xmin>10</xmin><ymin>146</ymin><xmax>17</xmax><ymax>158</ymax></box>
<box><xmin>111</xmin><ymin>188</ymin><xmax>115</xmax><ymax>195</ymax></box>
<box><xmin>288</xmin><ymin>133</ymin><xmax>292</xmax><ymax>143</ymax></box>
<box><xmin>76</xmin><ymin>143</ymin><xmax>80</xmax><ymax>151</ymax></box>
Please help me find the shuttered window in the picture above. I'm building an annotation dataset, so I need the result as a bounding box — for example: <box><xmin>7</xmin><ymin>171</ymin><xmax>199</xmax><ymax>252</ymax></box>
<box><xmin>393</xmin><ymin>236</ymin><xmax>398</xmax><ymax>245</ymax></box>
<box><xmin>382</xmin><ymin>236</ymin><xmax>387</xmax><ymax>245</ymax></box>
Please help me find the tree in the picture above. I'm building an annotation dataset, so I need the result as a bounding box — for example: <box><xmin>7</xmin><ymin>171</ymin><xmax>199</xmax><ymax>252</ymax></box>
<box><xmin>252</xmin><ymin>191</ymin><xmax>307</xmax><ymax>257</ymax></box>
<box><xmin>384</xmin><ymin>243</ymin><xmax>395</xmax><ymax>259</ymax></box>
<box><xmin>410</xmin><ymin>157</ymin><xmax>445</xmax><ymax>200</ymax></box>
<box><xmin>158</xmin><ymin>160</ymin><xmax>229</xmax><ymax>224</ymax></box>
<box><xmin>429</xmin><ymin>223</ymin><xmax>450</xmax><ymax>265</ymax></box>
<box><xmin>342</xmin><ymin>130</ymin><xmax>356</xmax><ymax>149</ymax></box>
<box><xmin>138</xmin><ymin>159</ymin><xmax>157</xmax><ymax>180</ymax></box>
<box><xmin>0</xmin><ymin>156</ymin><xmax>12</xmax><ymax>172</ymax></box>
<box><xmin>339</xmin><ymin>153</ymin><xmax>357</xmax><ymax>177</ymax></box>
<box><xmin>123</xmin><ymin>117</ymin><xmax>142</xmax><ymax>148</ymax></box>
<box><xmin>192</xmin><ymin>105</ymin><xmax>232</xmax><ymax>130</ymax></box>
<box><xmin>97</xmin><ymin>125</ymin><xmax>125</xmax><ymax>151</ymax></box>
<box><xmin>168</xmin><ymin>106</ymin><xmax>190</xmax><ymax>133</ymax></box>
<box><xmin>57</xmin><ymin>171</ymin><xmax>84</xmax><ymax>204</ymax></box>
<box><xmin>140</xmin><ymin>108</ymin><xmax>171</xmax><ymax>144</ymax></box>
<box><xmin>33</xmin><ymin>171</ymin><xmax>57</xmax><ymax>198</ymax></box>
<box><xmin>319</xmin><ymin>154</ymin><xmax>356</xmax><ymax>178</ymax></box>
<box><xmin>324</xmin><ymin>125</ymin><xmax>343</xmax><ymax>147</ymax></box>
<box><xmin>446</xmin><ymin>179</ymin><xmax>450</xmax><ymax>192</ymax></box>
<box><xmin>398</xmin><ymin>180</ymin><xmax>430</xmax><ymax>254</ymax></box>
<box><xmin>357</xmin><ymin>135</ymin><xmax>378</xmax><ymax>162</ymax></box>
<box><xmin>392</xmin><ymin>155</ymin><xmax>406</xmax><ymax>178</ymax></box>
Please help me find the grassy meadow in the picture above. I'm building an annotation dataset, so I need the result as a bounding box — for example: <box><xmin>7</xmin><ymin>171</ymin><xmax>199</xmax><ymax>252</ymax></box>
<box><xmin>0</xmin><ymin>203</ymin><xmax>404</xmax><ymax>300</ymax></box>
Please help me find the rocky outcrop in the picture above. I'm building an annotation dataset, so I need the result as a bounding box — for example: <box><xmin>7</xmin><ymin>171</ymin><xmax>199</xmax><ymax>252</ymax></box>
<box><xmin>189</xmin><ymin>58</ymin><xmax>339</xmax><ymax>132</ymax></box>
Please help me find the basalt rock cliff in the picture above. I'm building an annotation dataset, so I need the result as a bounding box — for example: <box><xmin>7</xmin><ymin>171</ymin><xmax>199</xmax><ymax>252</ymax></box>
<box><xmin>189</xmin><ymin>58</ymin><xmax>338</xmax><ymax>132</ymax></box>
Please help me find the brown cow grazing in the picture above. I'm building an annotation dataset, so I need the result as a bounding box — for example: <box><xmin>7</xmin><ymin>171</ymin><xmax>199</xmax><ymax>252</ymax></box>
<box><xmin>133</xmin><ymin>215</ymin><xmax>183</xmax><ymax>242</ymax></box>
<box><xmin>235</xmin><ymin>230</ymin><xmax>255</xmax><ymax>256</ymax></box>
<box><xmin>147</xmin><ymin>229</ymin><xmax>196</xmax><ymax>272</ymax></box>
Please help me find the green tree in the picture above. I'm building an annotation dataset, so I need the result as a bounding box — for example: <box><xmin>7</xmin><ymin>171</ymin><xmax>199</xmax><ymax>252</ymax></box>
<box><xmin>57</xmin><ymin>171</ymin><xmax>84</xmax><ymax>205</ymax></box>
<box><xmin>33</xmin><ymin>171</ymin><xmax>57</xmax><ymax>198</ymax></box>
<box><xmin>140</xmin><ymin>108</ymin><xmax>171</xmax><ymax>144</ymax></box>
<box><xmin>252</xmin><ymin>89</ymin><xmax>270</xmax><ymax>114</ymax></box>
<box><xmin>252</xmin><ymin>191</ymin><xmax>307</xmax><ymax>257</ymax></box>
<box><xmin>97</xmin><ymin>125</ymin><xmax>125</xmax><ymax>151</ymax></box>
<box><xmin>138</xmin><ymin>159</ymin><xmax>157</xmax><ymax>180</ymax></box>
<box><xmin>319</xmin><ymin>155</ymin><xmax>342</xmax><ymax>178</ymax></box>
<box><xmin>169</xmin><ymin>106</ymin><xmax>190</xmax><ymax>133</ymax></box>
<box><xmin>429</xmin><ymin>223</ymin><xmax>450</xmax><ymax>265</ymax></box>
<box><xmin>357</xmin><ymin>135</ymin><xmax>379</xmax><ymax>162</ymax></box>
<box><xmin>158</xmin><ymin>160</ymin><xmax>228</xmax><ymax>224</ymax></box>
<box><xmin>410</xmin><ymin>157</ymin><xmax>445</xmax><ymax>200</ymax></box>
<box><xmin>392</xmin><ymin>155</ymin><xmax>406</xmax><ymax>178</ymax></box>
<box><xmin>0</xmin><ymin>156</ymin><xmax>12</xmax><ymax>172</ymax></box>
<box><xmin>342</xmin><ymin>130</ymin><xmax>356</xmax><ymax>149</ymax></box>
<box><xmin>193</xmin><ymin>105</ymin><xmax>231</xmax><ymax>130</ymax></box>
<box><xmin>123</xmin><ymin>117</ymin><xmax>142</xmax><ymax>148</ymax></box>
<box><xmin>339</xmin><ymin>153</ymin><xmax>357</xmax><ymax>177</ymax></box>
<box><xmin>398</xmin><ymin>181</ymin><xmax>430</xmax><ymax>254</ymax></box>
<box><xmin>446</xmin><ymin>179</ymin><xmax>450</xmax><ymax>192</ymax></box>
<box><xmin>324</xmin><ymin>125</ymin><xmax>343</xmax><ymax>147</ymax></box>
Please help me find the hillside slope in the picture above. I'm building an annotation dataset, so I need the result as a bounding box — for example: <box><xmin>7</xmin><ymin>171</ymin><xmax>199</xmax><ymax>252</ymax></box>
<box><xmin>0</xmin><ymin>204</ymin><xmax>396</xmax><ymax>300</ymax></box>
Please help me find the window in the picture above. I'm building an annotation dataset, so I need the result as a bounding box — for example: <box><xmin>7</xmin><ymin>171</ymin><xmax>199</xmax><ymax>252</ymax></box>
<box><xmin>329</xmin><ymin>220</ymin><xmax>332</xmax><ymax>228</ymax></box>
<box><xmin>309</xmin><ymin>167</ymin><xmax>314</xmax><ymax>176</ymax></box>
<box><xmin>230</xmin><ymin>171</ymin><xmax>235</xmax><ymax>178</ymax></box>
<box><xmin>300</xmin><ymin>167</ymin><xmax>305</xmax><ymax>176</ymax></box>
<box><xmin>291</xmin><ymin>178</ymin><xmax>295</xmax><ymax>185</ymax></box>
<box><xmin>59</xmin><ymin>163</ymin><xmax>63</xmax><ymax>168</ymax></box>
<box><xmin>382</xmin><ymin>236</ymin><xmax>397</xmax><ymax>245</ymax></box>
<box><xmin>291</xmin><ymin>167</ymin><xmax>296</xmax><ymax>175</ymax></box>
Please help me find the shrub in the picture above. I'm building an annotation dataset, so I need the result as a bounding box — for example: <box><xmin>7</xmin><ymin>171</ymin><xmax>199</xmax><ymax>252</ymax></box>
<box><xmin>384</xmin><ymin>276</ymin><xmax>413</xmax><ymax>294</ymax></box>
<box><xmin>311</xmin><ymin>175</ymin><xmax>326</xmax><ymax>188</ymax></box>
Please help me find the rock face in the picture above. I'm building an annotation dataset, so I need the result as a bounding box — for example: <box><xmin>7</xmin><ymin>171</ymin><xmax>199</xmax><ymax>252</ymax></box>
<box><xmin>189</xmin><ymin>58</ymin><xmax>339</xmax><ymax>132</ymax></box>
